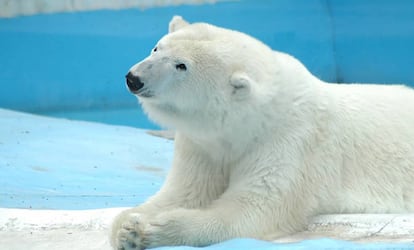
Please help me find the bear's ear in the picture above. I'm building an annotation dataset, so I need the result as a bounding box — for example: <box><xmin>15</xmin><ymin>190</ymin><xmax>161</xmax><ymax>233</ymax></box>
<box><xmin>169</xmin><ymin>16</ymin><xmax>190</xmax><ymax>33</ymax></box>
<box><xmin>230</xmin><ymin>72</ymin><xmax>252</xmax><ymax>100</ymax></box>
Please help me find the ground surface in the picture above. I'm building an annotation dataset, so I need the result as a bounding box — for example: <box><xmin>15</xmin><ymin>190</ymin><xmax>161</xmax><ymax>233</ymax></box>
<box><xmin>0</xmin><ymin>109</ymin><xmax>413</xmax><ymax>249</ymax></box>
<box><xmin>1</xmin><ymin>208</ymin><xmax>413</xmax><ymax>250</ymax></box>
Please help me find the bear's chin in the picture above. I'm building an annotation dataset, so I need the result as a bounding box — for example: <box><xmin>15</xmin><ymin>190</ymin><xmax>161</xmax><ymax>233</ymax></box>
<box><xmin>142</xmin><ymin>100</ymin><xmax>220</xmax><ymax>135</ymax></box>
<box><xmin>141</xmin><ymin>101</ymin><xmax>184</xmax><ymax>128</ymax></box>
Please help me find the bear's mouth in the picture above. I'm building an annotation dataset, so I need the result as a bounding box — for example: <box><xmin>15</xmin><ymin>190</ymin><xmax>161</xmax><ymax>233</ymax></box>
<box><xmin>135</xmin><ymin>89</ymin><xmax>154</xmax><ymax>98</ymax></box>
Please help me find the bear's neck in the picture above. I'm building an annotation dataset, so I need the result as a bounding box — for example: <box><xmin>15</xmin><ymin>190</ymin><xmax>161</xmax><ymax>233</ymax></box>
<box><xmin>177</xmin><ymin>107</ymin><xmax>289</xmax><ymax>162</ymax></box>
<box><xmin>176</xmin><ymin>129</ymin><xmax>261</xmax><ymax>164</ymax></box>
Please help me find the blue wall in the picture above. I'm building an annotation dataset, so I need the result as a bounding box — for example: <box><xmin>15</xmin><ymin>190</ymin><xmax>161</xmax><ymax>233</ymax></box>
<box><xmin>330</xmin><ymin>0</ymin><xmax>414</xmax><ymax>84</ymax></box>
<box><xmin>0</xmin><ymin>0</ymin><xmax>413</xmax><ymax>113</ymax></box>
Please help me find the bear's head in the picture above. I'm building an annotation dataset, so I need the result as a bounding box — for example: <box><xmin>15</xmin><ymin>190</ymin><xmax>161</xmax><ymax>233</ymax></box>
<box><xmin>126</xmin><ymin>16</ymin><xmax>279</xmax><ymax>138</ymax></box>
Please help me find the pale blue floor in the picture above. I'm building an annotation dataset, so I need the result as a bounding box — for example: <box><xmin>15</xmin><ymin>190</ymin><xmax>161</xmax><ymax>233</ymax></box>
<box><xmin>159</xmin><ymin>238</ymin><xmax>414</xmax><ymax>250</ymax></box>
<box><xmin>0</xmin><ymin>108</ymin><xmax>172</xmax><ymax>209</ymax></box>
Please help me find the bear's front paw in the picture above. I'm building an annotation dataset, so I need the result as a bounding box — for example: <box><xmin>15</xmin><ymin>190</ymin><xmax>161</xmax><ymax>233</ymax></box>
<box><xmin>115</xmin><ymin>213</ymin><xmax>145</xmax><ymax>250</ymax></box>
<box><xmin>112</xmin><ymin>209</ymin><xmax>210</xmax><ymax>249</ymax></box>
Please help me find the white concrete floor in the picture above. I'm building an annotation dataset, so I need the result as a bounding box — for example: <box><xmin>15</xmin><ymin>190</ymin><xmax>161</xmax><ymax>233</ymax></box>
<box><xmin>1</xmin><ymin>208</ymin><xmax>413</xmax><ymax>250</ymax></box>
<box><xmin>276</xmin><ymin>213</ymin><xmax>414</xmax><ymax>244</ymax></box>
<box><xmin>0</xmin><ymin>208</ymin><xmax>122</xmax><ymax>250</ymax></box>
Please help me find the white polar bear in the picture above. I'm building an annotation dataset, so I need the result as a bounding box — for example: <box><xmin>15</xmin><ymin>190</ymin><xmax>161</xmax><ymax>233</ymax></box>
<box><xmin>111</xmin><ymin>16</ymin><xmax>414</xmax><ymax>249</ymax></box>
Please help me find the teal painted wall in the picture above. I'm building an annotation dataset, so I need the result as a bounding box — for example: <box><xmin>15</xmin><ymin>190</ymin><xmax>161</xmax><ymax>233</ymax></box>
<box><xmin>0</xmin><ymin>0</ymin><xmax>413</xmax><ymax>114</ymax></box>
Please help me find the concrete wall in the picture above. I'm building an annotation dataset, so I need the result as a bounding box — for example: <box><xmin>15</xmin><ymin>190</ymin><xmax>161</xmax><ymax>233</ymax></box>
<box><xmin>0</xmin><ymin>0</ymin><xmax>219</xmax><ymax>18</ymax></box>
<box><xmin>0</xmin><ymin>0</ymin><xmax>413</xmax><ymax>113</ymax></box>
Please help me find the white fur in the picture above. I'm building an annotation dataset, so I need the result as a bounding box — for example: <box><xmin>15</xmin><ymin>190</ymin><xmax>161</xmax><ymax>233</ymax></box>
<box><xmin>111</xmin><ymin>16</ymin><xmax>414</xmax><ymax>249</ymax></box>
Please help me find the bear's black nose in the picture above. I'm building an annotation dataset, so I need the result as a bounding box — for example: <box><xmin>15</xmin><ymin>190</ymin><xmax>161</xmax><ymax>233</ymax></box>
<box><xmin>126</xmin><ymin>71</ymin><xmax>144</xmax><ymax>93</ymax></box>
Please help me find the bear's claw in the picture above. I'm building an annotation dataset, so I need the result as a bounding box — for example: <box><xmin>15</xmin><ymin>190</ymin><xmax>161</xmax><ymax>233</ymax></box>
<box><xmin>116</xmin><ymin>213</ymin><xmax>144</xmax><ymax>250</ymax></box>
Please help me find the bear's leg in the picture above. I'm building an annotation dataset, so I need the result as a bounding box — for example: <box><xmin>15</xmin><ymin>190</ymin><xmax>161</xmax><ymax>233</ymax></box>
<box><xmin>111</xmin><ymin>135</ymin><xmax>229</xmax><ymax>249</ymax></box>
<box><xmin>114</xmin><ymin>187</ymin><xmax>304</xmax><ymax>249</ymax></box>
<box><xmin>110</xmin><ymin>177</ymin><xmax>221</xmax><ymax>250</ymax></box>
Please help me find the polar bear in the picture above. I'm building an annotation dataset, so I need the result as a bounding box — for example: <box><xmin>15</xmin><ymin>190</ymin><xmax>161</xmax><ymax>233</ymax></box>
<box><xmin>111</xmin><ymin>16</ymin><xmax>414</xmax><ymax>249</ymax></box>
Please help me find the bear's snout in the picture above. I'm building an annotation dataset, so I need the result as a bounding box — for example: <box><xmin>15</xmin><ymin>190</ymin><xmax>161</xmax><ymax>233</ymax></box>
<box><xmin>126</xmin><ymin>72</ymin><xmax>144</xmax><ymax>93</ymax></box>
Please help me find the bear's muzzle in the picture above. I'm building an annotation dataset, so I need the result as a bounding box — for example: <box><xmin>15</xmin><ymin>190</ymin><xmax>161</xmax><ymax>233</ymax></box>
<box><xmin>126</xmin><ymin>71</ymin><xmax>144</xmax><ymax>93</ymax></box>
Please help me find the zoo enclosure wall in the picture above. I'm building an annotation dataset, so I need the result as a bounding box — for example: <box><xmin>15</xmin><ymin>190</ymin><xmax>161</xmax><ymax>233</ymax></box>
<box><xmin>0</xmin><ymin>0</ymin><xmax>413</xmax><ymax>113</ymax></box>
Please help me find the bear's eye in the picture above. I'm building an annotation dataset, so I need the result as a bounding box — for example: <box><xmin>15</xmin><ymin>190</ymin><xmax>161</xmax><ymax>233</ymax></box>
<box><xmin>176</xmin><ymin>63</ymin><xmax>187</xmax><ymax>71</ymax></box>
<box><xmin>153</xmin><ymin>47</ymin><xmax>158</xmax><ymax>52</ymax></box>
